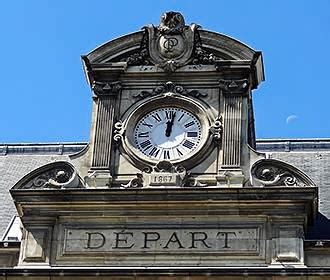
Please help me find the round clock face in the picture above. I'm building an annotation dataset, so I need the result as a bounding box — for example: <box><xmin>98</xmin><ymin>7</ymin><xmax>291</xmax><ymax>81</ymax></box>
<box><xmin>133</xmin><ymin>107</ymin><xmax>202</xmax><ymax>161</ymax></box>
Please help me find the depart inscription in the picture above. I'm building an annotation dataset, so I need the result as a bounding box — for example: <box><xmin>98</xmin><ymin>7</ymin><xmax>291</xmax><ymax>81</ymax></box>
<box><xmin>64</xmin><ymin>228</ymin><xmax>259</xmax><ymax>253</ymax></box>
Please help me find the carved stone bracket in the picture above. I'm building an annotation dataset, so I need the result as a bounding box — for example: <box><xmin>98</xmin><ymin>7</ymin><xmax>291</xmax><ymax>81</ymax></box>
<box><xmin>144</xmin><ymin>160</ymin><xmax>187</xmax><ymax>188</ymax></box>
<box><xmin>184</xmin><ymin>177</ymin><xmax>207</xmax><ymax>188</ymax></box>
<box><xmin>120</xmin><ymin>161</ymin><xmax>208</xmax><ymax>188</ymax></box>
<box><xmin>92</xmin><ymin>81</ymin><xmax>122</xmax><ymax>97</ymax></box>
<box><xmin>120</xmin><ymin>161</ymin><xmax>189</xmax><ymax>189</ymax></box>
<box><xmin>121</xmin><ymin>173</ymin><xmax>144</xmax><ymax>189</ymax></box>
<box><xmin>12</xmin><ymin>161</ymin><xmax>84</xmax><ymax>190</ymax></box>
<box><xmin>133</xmin><ymin>81</ymin><xmax>207</xmax><ymax>100</ymax></box>
<box><xmin>210</xmin><ymin>116</ymin><xmax>223</xmax><ymax>142</ymax></box>
<box><xmin>113</xmin><ymin>120</ymin><xmax>125</xmax><ymax>143</ymax></box>
<box><xmin>219</xmin><ymin>79</ymin><xmax>249</xmax><ymax>94</ymax></box>
<box><xmin>251</xmin><ymin>159</ymin><xmax>316</xmax><ymax>187</ymax></box>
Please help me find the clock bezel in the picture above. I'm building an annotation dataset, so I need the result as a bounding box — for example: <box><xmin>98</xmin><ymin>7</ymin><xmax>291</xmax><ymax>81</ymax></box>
<box><xmin>121</xmin><ymin>94</ymin><xmax>213</xmax><ymax>169</ymax></box>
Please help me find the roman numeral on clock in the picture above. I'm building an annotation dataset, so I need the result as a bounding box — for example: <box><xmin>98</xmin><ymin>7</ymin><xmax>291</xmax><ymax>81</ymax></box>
<box><xmin>151</xmin><ymin>113</ymin><xmax>161</xmax><ymax>122</ymax></box>
<box><xmin>140</xmin><ymin>140</ymin><xmax>152</xmax><ymax>150</ymax></box>
<box><xmin>163</xmin><ymin>150</ymin><xmax>170</xmax><ymax>160</ymax></box>
<box><xmin>138</xmin><ymin>132</ymin><xmax>149</xmax><ymax>138</ymax></box>
<box><xmin>184</xmin><ymin>121</ymin><xmax>195</xmax><ymax>128</ymax></box>
<box><xmin>149</xmin><ymin>146</ymin><xmax>160</xmax><ymax>157</ymax></box>
<box><xmin>165</xmin><ymin>110</ymin><xmax>175</xmax><ymax>120</ymax></box>
<box><xmin>187</xmin><ymin>131</ymin><xmax>198</xmax><ymax>137</ymax></box>
<box><xmin>176</xmin><ymin>148</ymin><xmax>183</xmax><ymax>156</ymax></box>
<box><xmin>177</xmin><ymin>113</ymin><xmax>185</xmax><ymax>122</ymax></box>
<box><xmin>142</xmin><ymin>122</ymin><xmax>153</xmax><ymax>128</ymax></box>
<box><xmin>182</xmin><ymin>140</ymin><xmax>195</xmax><ymax>149</ymax></box>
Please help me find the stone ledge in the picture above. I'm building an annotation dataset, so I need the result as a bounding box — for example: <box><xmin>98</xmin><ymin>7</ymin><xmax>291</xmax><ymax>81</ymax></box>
<box><xmin>0</xmin><ymin>143</ymin><xmax>87</xmax><ymax>156</ymax></box>
<box><xmin>1</xmin><ymin>266</ymin><xmax>330</xmax><ymax>276</ymax></box>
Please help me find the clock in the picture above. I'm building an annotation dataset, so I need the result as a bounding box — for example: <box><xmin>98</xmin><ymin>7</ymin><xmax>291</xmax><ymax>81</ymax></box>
<box><xmin>121</xmin><ymin>95</ymin><xmax>212</xmax><ymax>167</ymax></box>
<box><xmin>133</xmin><ymin>107</ymin><xmax>202</xmax><ymax>161</ymax></box>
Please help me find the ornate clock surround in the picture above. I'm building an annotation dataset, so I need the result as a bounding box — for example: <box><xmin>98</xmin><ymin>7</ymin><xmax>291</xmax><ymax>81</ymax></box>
<box><xmin>115</xmin><ymin>84</ymin><xmax>215</xmax><ymax>170</ymax></box>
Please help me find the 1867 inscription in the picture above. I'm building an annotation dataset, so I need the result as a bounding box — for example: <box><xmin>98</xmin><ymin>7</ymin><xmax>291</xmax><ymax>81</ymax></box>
<box><xmin>64</xmin><ymin>227</ymin><xmax>259</xmax><ymax>253</ymax></box>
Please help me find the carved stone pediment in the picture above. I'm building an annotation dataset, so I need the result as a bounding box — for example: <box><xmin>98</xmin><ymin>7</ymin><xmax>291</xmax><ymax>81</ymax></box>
<box><xmin>124</xmin><ymin>12</ymin><xmax>221</xmax><ymax>72</ymax></box>
<box><xmin>12</xmin><ymin>161</ymin><xmax>85</xmax><ymax>190</ymax></box>
<box><xmin>250</xmin><ymin>159</ymin><xmax>316</xmax><ymax>187</ymax></box>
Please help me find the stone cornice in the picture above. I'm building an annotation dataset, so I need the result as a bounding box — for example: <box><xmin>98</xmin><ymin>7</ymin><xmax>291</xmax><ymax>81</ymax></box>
<box><xmin>2</xmin><ymin>139</ymin><xmax>330</xmax><ymax>156</ymax></box>
<box><xmin>11</xmin><ymin>187</ymin><xmax>317</xmax><ymax>225</ymax></box>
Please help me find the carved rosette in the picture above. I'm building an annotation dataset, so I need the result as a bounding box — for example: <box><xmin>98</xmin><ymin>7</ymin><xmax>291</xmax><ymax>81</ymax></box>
<box><xmin>133</xmin><ymin>81</ymin><xmax>207</xmax><ymax>100</ymax></box>
<box><xmin>12</xmin><ymin>161</ymin><xmax>84</xmax><ymax>190</ymax></box>
<box><xmin>251</xmin><ymin>159</ymin><xmax>315</xmax><ymax>187</ymax></box>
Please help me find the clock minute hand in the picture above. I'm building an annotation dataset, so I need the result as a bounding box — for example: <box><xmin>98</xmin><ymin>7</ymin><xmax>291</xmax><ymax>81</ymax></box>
<box><xmin>165</xmin><ymin>112</ymin><xmax>176</xmax><ymax>137</ymax></box>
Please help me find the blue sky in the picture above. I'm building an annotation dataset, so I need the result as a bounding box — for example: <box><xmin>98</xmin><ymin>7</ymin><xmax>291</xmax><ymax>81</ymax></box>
<box><xmin>0</xmin><ymin>0</ymin><xmax>329</xmax><ymax>142</ymax></box>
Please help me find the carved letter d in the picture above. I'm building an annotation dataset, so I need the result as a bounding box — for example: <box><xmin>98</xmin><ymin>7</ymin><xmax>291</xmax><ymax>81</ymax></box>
<box><xmin>85</xmin><ymin>232</ymin><xmax>106</xmax><ymax>249</ymax></box>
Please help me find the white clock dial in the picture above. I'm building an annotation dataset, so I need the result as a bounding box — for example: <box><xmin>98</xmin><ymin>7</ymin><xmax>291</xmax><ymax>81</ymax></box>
<box><xmin>134</xmin><ymin>107</ymin><xmax>202</xmax><ymax>161</ymax></box>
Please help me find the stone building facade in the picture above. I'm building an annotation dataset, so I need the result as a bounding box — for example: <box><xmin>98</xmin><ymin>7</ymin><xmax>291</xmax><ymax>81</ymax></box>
<box><xmin>0</xmin><ymin>12</ymin><xmax>330</xmax><ymax>279</ymax></box>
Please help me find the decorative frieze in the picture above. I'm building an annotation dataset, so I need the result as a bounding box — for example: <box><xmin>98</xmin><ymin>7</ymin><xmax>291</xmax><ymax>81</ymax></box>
<box><xmin>133</xmin><ymin>81</ymin><xmax>207</xmax><ymax>100</ymax></box>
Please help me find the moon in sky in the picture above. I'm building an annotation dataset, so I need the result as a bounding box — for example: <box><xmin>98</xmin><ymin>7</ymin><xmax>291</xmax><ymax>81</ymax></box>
<box><xmin>286</xmin><ymin>115</ymin><xmax>298</xmax><ymax>124</ymax></box>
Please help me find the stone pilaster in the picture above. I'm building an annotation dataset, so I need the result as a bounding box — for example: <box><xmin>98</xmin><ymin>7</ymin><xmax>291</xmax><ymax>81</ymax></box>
<box><xmin>92</xmin><ymin>96</ymin><xmax>116</xmax><ymax>168</ymax></box>
<box><xmin>222</xmin><ymin>95</ymin><xmax>243</xmax><ymax>167</ymax></box>
<box><xmin>88</xmin><ymin>81</ymin><xmax>121</xmax><ymax>187</ymax></box>
<box><xmin>217</xmin><ymin>79</ymin><xmax>249</xmax><ymax>187</ymax></box>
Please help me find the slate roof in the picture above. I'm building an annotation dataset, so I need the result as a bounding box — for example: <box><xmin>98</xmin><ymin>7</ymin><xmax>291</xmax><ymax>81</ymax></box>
<box><xmin>0</xmin><ymin>143</ymin><xmax>86</xmax><ymax>239</ymax></box>
<box><xmin>1</xmin><ymin>140</ymin><xmax>329</xmax><ymax>240</ymax></box>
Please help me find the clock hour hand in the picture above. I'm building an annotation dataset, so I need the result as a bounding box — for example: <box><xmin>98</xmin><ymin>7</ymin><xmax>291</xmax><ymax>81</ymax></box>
<box><xmin>165</xmin><ymin>112</ymin><xmax>176</xmax><ymax>137</ymax></box>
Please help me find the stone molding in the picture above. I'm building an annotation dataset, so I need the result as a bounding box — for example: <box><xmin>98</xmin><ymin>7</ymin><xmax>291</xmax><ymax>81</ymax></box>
<box><xmin>92</xmin><ymin>81</ymin><xmax>122</xmax><ymax>97</ymax></box>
